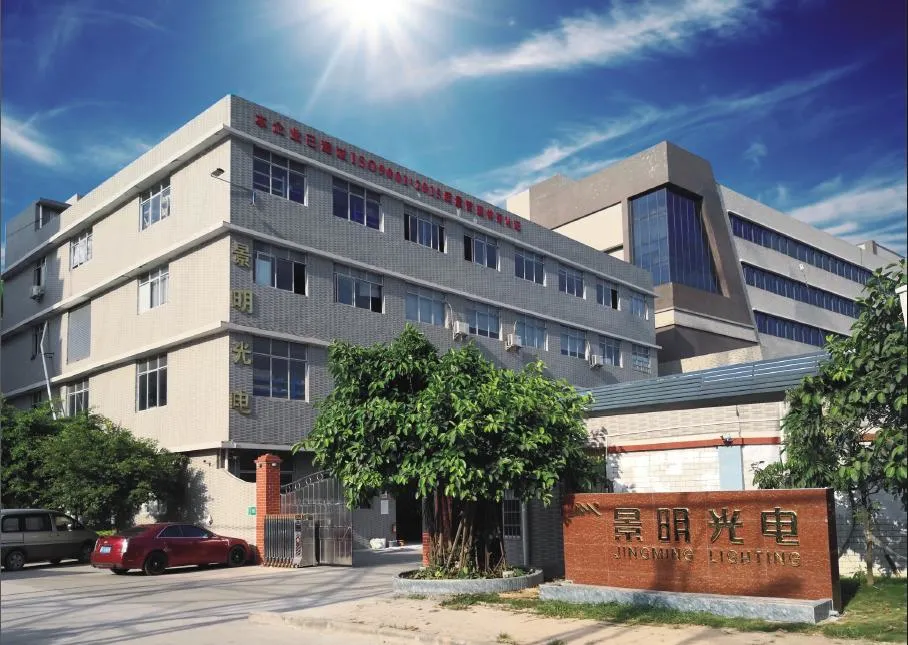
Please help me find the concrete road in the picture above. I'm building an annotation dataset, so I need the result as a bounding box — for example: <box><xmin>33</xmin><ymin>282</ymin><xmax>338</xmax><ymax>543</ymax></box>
<box><xmin>0</xmin><ymin>547</ymin><xmax>422</xmax><ymax>645</ymax></box>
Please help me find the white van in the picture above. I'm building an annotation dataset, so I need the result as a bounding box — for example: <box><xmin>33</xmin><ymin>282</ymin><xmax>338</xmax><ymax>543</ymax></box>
<box><xmin>1</xmin><ymin>509</ymin><xmax>99</xmax><ymax>571</ymax></box>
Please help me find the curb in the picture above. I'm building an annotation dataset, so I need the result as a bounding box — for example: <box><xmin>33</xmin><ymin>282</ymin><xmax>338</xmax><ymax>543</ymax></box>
<box><xmin>248</xmin><ymin>611</ymin><xmax>489</xmax><ymax>645</ymax></box>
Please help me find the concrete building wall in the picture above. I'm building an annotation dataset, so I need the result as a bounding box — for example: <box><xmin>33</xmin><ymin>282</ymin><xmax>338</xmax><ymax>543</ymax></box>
<box><xmin>659</xmin><ymin>345</ymin><xmax>764</xmax><ymax>376</ymax></box>
<box><xmin>1</xmin><ymin>241</ymin><xmax>68</xmax><ymax>332</ymax></box>
<box><xmin>88</xmin><ymin>336</ymin><xmax>230</xmax><ymax>451</ymax></box>
<box><xmin>1</xmin><ymin>316</ymin><xmax>63</xmax><ymax>393</ymax></box>
<box><xmin>552</xmin><ymin>203</ymin><xmax>624</xmax><ymax>252</ymax></box>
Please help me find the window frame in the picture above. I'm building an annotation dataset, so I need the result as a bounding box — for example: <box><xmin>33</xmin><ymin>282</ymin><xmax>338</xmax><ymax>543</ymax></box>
<box><xmin>67</xmin><ymin>379</ymin><xmax>89</xmax><ymax>416</ymax></box>
<box><xmin>596</xmin><ymin>281</ymin><xmax>619</xmax><ymax>310</ymax></box>
<box><xmin>560</xmin><ymin>327</ymin><xmax>586</xmax><ymax>359</ymax></box>
<box><xmin>333</xmin><ymin>265</ymin><xmax>383</xmax><ymax>313</ymax></box>
<box><xmin>70</xmin><ymin>229</ymin><xmax>93</xmax><ymax>270</ymax></box>
<box><xmin>630</xmin><ymin>293</ymin><xmax>649</xmax><ymax>320</ymax></box>
<box><xmin>404</xmin><ymin>210</ymin><xmax>445</xmax><ymax>252</ymax></box>
<box><xmin>253</xmin><ymin>243</ymin><xmax>306</xmax><ymax>295</ymax></box>
<box><xmin>405</xmin><ymin>286</ymin><xmax>446</xmax><ymax>327</ymax></box>
<box><xmin>514</xmin><ymin>314</ymin><xmax>547</xmax><ymax>351</ymax></box>
<box><xmin>557</xmin><ymin>265</ymin><xmax>584</xmax><ymax>298</ymax></box>
<box><xmin>502</xmin><ymin>495</ymin><xmax>521</xmax><ymax>539</ymax></box>
<box><xmin>140</xmin><ymin>178</ymin><xmax>172</xmax><ymax>230</ymax></box>
<box><xmin>252</xmin><ymin>337</ymin><xmax>307</xmax><ymax>401</ymax></box>
<box><xmin>463</xmin><ymin>231</ymin><xmax>499</xmax><ymax>270</ymax></box>
<box><xmin>33</xmin><ymin>256</ymin><xmax>47</xmax><ymax>288</ymax></box>
<box><xmin>253</xmin><ymin>146</ymin><xmax>306</xmax><ymax>204</ymax></box>
<box><xmin>514</xmin><ymin>248</ymin><xmax>545</xmax><ymax>285</ymax></box>
<box><xmin>632</xmin><ymin>344</ymin><xmax>651</xmax><ymax>373</ymax></box>
<box><xmin>466</xmin><ymin>302</ymin><xmax>500</xmax><ymax>339</ymax></box>
<box><xmin>137</xmin><ymin>354</ymin><xmax>168</xmax><ymax>411</ymax></box>
<box><xmin>600</xmin><ymin>337</ymin><xmax>622</xmax><ymax>367</ymax></box>
<box><xmin>138</xmin><ymin>265</ymin><xmax>169</xmax><ymax>313</ymax></box>
<box><xmin>31</xmin><ymin>325</ymin><xmax>42</xmax><ymax>360</ymax></box>
<box><xmin>332</xmin><ymin>177</ymin><xmax>381</xmax><ymax>230</ymax></box>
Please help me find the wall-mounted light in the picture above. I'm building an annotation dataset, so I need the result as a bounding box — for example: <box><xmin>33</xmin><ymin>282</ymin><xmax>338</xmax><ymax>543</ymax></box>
<box><xmin>209</xmin><ymin>167</ymin><xmax>255</xmax><ymax>204</ymax></box>
<box><xmin>210</xmin><ymin>168</ymin><xmax>225</xmax><ymax>178</ymax></box>
<box><xmin>720</xmin><ymin>434</ymin><xmax>735</xmax><ymax>446</ymax></box>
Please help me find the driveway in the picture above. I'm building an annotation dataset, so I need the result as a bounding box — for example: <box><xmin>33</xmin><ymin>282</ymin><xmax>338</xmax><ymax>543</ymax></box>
<box><xmin>0</xmin><ymin>547</ymin><xmax>422</xmax><ymax>644</ymax></box>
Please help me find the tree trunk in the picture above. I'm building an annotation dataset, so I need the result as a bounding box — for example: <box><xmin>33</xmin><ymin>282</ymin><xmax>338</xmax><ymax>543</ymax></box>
<box><xmin>857</xmin><ymin>490</ymin><xmax>875</xmax><ymax>585</ymax></box>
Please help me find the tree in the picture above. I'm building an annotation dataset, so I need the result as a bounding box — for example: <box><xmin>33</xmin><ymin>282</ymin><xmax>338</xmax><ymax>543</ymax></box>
<box><xmin>300</xmin><ymin>324</ymin><xmax>595</xmax><ymax>575</ymax></box>
<box><xmin>757</xmin><ymin>260</ymin><xmax>907</xmax><ymax>584</ymax></box>
<box><xmin>1</xmin><ymin>401</ymin><xmax>187</xmax><ymax>528</ymax></box>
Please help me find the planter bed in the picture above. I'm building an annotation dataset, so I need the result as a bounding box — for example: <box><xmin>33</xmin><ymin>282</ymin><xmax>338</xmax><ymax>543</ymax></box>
<box><xmin>392</xmin><ymin>569</ymin><xmax>544</xmax><ymax>595</ymax></box>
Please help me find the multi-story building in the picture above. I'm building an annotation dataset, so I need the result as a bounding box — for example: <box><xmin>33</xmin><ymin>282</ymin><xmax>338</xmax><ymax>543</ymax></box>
<box><xmin>507</xmin><ymin>142</ymin><xmax>902</xmax><ymax>374</ymax></box>
<box><xmin>0</xmin><ymin>95</ymin><xmax>656</xmax><ymax>549</ymax></box>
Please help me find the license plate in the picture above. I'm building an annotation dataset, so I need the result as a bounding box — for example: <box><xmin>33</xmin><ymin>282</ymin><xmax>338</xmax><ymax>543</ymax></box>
<box><xmin>99</xmin><ymin>546</ymin><xmax>111</xmax><ymax>554</ymax></box>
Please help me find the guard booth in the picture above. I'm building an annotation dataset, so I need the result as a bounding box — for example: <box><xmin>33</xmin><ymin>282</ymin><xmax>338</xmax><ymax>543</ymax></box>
<box><xmin>255</xmin><ymin>454</ymin><xmax>352</xmax><ymax>567</ymax></box>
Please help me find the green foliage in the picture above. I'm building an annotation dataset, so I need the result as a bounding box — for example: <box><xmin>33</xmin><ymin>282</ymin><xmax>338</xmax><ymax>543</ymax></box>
<box><xmin>1</xmin><ymin>401</ymin><xmax>186</xmax><ymax>528</ymax></box>
<box><xmin>298</xmin><ymin>324</ymin><xmax>594</xmax><ymax>574</ymax></box>
<box><xmin>761</xmin><ymin>260</ymin><xmax>907</xmax><ymax>582</ymax></box>
<box><xmin>751</xmin><ymin>461</ymin><xmax>789</xmax><ymax>490</ymax></box>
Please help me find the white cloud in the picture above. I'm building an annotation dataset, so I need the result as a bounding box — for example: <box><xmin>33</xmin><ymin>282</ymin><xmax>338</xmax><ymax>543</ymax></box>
<box><xmin>377</xmin><ymin>0</ymin><xmax>774</xmax><ymax>97</ymax></box>
<box><xmin>812</xmin><ymin>175</ymin><xmax>843</xmax><ymax>194</ymax></box>
<box><xmin>772</xmin><ymin>183</ymin><xmax>789</xmax><ymax>204</ymax></box>
<box><xmin>471</xmin><ymin>65</ymin><xmax>856</xmax><ymax>205</ymax></box>
<box><xmin>39</xmin><ymin>3</ymin><xmax>163</xmax><ymax>72</ymax></box>
<box><xmin>744</xmin><ymin>141</ymin><xmax>767</xmax><ymax>168</ymax></box>
<box><xmin>79</xmin><ymin>137</ymin><xmax>153</xmax><ymax>171</ymax></box>
<box><xmin>0</xmin><ymin>113</ymin><xmax>63</xmax><ymax>166</ymax></box>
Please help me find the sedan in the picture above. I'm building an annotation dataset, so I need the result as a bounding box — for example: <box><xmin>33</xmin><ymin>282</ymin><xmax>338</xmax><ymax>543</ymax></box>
<box><xmin>90</xmin><ymin>523</ymin><xmax>249</xmax><ymax>575</ymax></box>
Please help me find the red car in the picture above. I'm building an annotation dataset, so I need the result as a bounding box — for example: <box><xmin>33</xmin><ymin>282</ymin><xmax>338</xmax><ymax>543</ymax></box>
<box><xmin>90</xmin><ymin>523</ymin><xmax>249</xmax><ymax>575</ymax></box>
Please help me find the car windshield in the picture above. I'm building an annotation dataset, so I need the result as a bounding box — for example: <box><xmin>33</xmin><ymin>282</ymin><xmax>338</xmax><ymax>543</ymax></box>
<box><xmin>117</xmin><ymin>525</ymin><xmax>152</xmax><ymax>537</ymax></box>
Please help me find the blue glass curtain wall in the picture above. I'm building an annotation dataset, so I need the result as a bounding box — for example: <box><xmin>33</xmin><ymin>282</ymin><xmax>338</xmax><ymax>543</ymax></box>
<box><xmin>630</xmin><ymin>187</ymin><xmax>720</xmax><ymax>293</ymax></box>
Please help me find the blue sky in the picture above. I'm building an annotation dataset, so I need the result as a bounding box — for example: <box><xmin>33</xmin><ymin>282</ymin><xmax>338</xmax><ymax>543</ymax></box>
<box><xmin>2</xmin><ymin>0</ymin><xmax>906</xmax><ymax>265</ymax></box>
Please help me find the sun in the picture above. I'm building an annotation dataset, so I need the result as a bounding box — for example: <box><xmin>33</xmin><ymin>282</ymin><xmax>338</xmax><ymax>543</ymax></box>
<box><xmin>336</xmin><ymin>0</ymin><xmax>410</xmax><ymax>34</ymax></box>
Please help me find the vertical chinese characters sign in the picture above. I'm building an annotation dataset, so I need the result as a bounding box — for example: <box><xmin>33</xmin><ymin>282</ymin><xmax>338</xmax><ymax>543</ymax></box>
<box><xmin>230</xmin><ymin>239</ymin><xmax>253</xmax><ymax>414</ymax></box>
<box><xmin>562</xmin><ymin>490</ymin><xmax>840</xmax><ymax>608</ymax></box>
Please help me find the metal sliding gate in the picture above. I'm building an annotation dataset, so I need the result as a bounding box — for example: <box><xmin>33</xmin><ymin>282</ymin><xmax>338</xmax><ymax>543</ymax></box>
<box><xmin>263</xmin><ymin>470</ymin><xmax>353</xmax><ymax>567</ymax></box>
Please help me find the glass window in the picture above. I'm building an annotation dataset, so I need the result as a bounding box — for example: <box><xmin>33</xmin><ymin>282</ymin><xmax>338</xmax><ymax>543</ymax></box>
<box><xmin>502</xmin><ymin>496</ymin><xmax>521</xmax><ymax>539</ymax></box>
<box><xmin>138</xmin><ymin>265</ymin><xmax>169</xmax><ymax>313</ymax></box>
<box><xmin>558</xmin><ymin>265</ymin><xmax>584</xmax><ymax>297</ymax></box>
<box><xmin>333</xmin><ymin>178</ymin><xmax>380</xmax><ymax>229</ymax></box>
<box><xmin>35</xmin><ymin>205</ymin><xmax>58</xmax><ymax>230</ymax></box>
<box><xmin>158</xmin><ymin>525</ymin><xmax>182</xmax><ymax>538</ymax></box>
<box><xmin>2</xmin><ymin>516</ymin><xmax>21</xmax><ymax>532</ymax></box>
<box><xmin>137</xmin><ymin>354</ymin><xmax>167</xmax><ymax>411</ymax></box>
<box><xmin>466</xmin><ymin>303</ymin><xmax>500</xmax><ymax>339</ymax></box>
<box><xmin>70</xmin><ymin>229</ymin><xmax>93</xmax><ymax>269</ymax></box>
<box><xmin>630</xmin><ymin>294</ymin><xmax>648</xmax><ymax>319</ymax></box>
<box><xmin>405</xmin><ymin>286</ymin><xmax>445</xmax><ymax>326</ymax></box>
<box><xmin>560</xmin><ymin>328</ymin><xmax>585</xmax><ymax>359</ymax></box>
<box><xmin>514</xmin><ymin>314</ymin><xmax>546</xmax><ymax>350</ymax></box>
<box><xmin>33</xmin><ymin>257</ymin><xmax>46</xmax><ymax>288</ymax></box>
<box><xmin>24</xmin><ymin>514</ymin><xmax>52</xmax><ymax>532</ymax></box>
<box><xmin>253</xmin><ymin>146</ymin><xmax>305</xmax><ymax>204</ymax></box>
<box><xmin>630</xmin><ymin>187</ymin><xmax>719</xmax><ymax>293</ymax></box>
<box><xmin>632</xmin><ymin>344</ymin><xmax>651</xmax><ymax>374</ymax></box>
<box><xmin>67</xmin><ymin>379</ymin><xmax>89</xmax><ymax>416</ymax></box>
<box><xmin>252</xmin><ymin>243</ymin><xmax>306</xmax><ymax>295</ymax></box>
<box><xmin>600</xmin><ymin>337</ymin><xmax>621</xmax><ymax>367</ymax></box>
<box><xmin>404</xmin><ymin>211</ymin><xmax>445</xmax><ymax>252</ymax></box>
<box><xmin>252</xmin><ymin>338</ymin><xmax>306</xmax><ymax>400</ymax></box>
<box><xmin>514</xmin><ymin>248</ymin><xmax>544</xmax><ymax>285</ymax></box>
<box><xmin>464</xmin><ymin>232</ymin><xmax>498</xmax><ymax>269</ymax></box>
<box><xmin>596</xmin><ymin>282</ymin><xmax>619</xmax><ymax>309</ymax></box>
<box><xmin>140</xmin><ymin>178</ymin><xmax>171</xmax><ymax>230</ymax></box>
<box><xmin>334</xmin><ymin>265</ymin><xmax>382</xmax><ymax>313</ymax></box>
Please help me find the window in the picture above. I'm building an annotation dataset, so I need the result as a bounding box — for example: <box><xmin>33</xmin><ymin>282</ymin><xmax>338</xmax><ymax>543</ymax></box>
<box><xmin>560</xmin><ymin>327</ymin><xmax>586</xmax><ymax>359</ymax></box>
<box><xmin>1</xmin><ymin>516</ymin><xmax>20</xmax><ymax>532</ymax></box>
<box><xmin>33</xmin><ymin>257</ymin><xmax>46</xmax><ymax>288</ymax></box>
<box><xmin>405</xmin><ymin>286</ymin><xmax>446</xmax><ymax>326</ymax></box>
<box><xmin>253</xmin><ymin>146</ymin><xmax>305</xmax><ymax>204</ymax></box>
<box><xmin>140</xmin><ymin>179</ymin><xmax>171</xmax><ymax>229</ymax></box>
<box><xmin>54</xmin><ymin>514</ymin><xmax>81</xmax><ymax>532</ymax></box>
<box><xmin>600</xmin><ymin>337</ymin><xmax>621</xmax><ymax>367</ymax></box>
<box><xmin>252</xmin><ymin>338</ymin><xmax>307</xmax><ymax>400</ymax></box>
<box><xmin>467</xmin><ymin>303</ymin><xmax>500</xmax><ymax>339</ymax></box>
<box><xmin>138</xmin><ymin>266</ymin><xmax>169</xmax><ymax>313</ymax></box>
<box><xmin>515</xmin><ymin>314</ymin><xmax>546</xmax><ymax>350</ymax></box>
<box><xmin>70</xmin><ymin>229</ymin><xmax>92</xmax><ymax>269</ymax></box>
<box><xmin>630</xmin><ymin>293</ymin><xmax>649</xmax><ymax>320</ymax></box>
<box><xmin>67</xmin><ymin>379</ymin><xmax>89</xmax><ymax>416</ymax></box>
<box><xmin>729</xmin><ymin>213</ymin><xmax>871</xmax><ymax>286</ymax></box>
<box><xmin>630</xmin><ymin>187</ymin><xmax>720</xmax><ymax>293</ymax></box>
<box><xmin>741</xmin><ymin>263</ymin><xmax>859</xmax><ymax>319</ymax></box>
<box><xmin>632</xmin><ymin>344</ymin><xmax>651</xmax><ymax>373</ymax></box>
<box><xmin>158</xmin><ymin>525</ymin><xmax>182</xmax><ymax>538</ymax></box>
<box><xmin>515</xmin><ymin>248</ymin><xmax>544</xmax><ymax>285</ymax></box>
<box><xmin>35</xmin><ymin>204</ymin><xmax>58</xmax><ymax>230</ymax></box>
<box><xmin>180</xmin><ymin>525</ymin><xmax>212</xmax><ymax>538</ymax></box>
<box><xmin>558</xmin><ymin>265</ymin><xmax>584</xmax><ymax>298</ymax></box>
<box><xmin>464</xmin><ymin>232</ymin><xmax>498</xmax><ymax>269</ymax></box>
<box><xmin>334</xmin><ymin>265</ymin><xmax>383</xmax><ymax>313</ymax></box>
<box><xmin>31</xmin><ymin>325</ymin><xmax>42</xmax><ymax>360</ymax></box>
<box><xmin>502</xmin><ymin>494</ymin><xmax>521</xmax><ymax>539</ymax></box>
<box><xmin>596</xmin><ymin>281</ymin><xmax>619</xmax><ymax>309</ymax></box>
<box><xmin>253</xmin><ymin>243</ymin><xmax>306</xmax><ymax>295</ymax></box>
<box><xmin>754</xmin><ymin>311</ymin><xmax>842</xmax><ymax>348</ymax></box>
<box><xmin>404</xmin><ymin>211</ymin><xmax>445</xmax><ymax>252</ymax></box>
<box><xmin>31</xmin><ymin>391</ymin><xmax>45</xmax><ymax>407</ymax></box>
<box><xmin>137</xmin><ymin>355</ymin><xmax>167</xmax><ymax>411</ymax></box>
<box><xmin>332</xmin><ymin>178</ymin><xmax>380</xmax><ymax>229</ymax></box>
<box><xmin>24</xmin><ymin>514</ymin><xmax>51</xmax><ymax>532</ymax></box>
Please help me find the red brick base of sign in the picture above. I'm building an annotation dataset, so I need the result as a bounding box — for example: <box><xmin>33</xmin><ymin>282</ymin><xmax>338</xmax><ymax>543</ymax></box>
<box><xmin>422</xmin><ymin>531</ymin><xmax>430</xmax><ymax>566</ymax></box>
<box><xmin>254</xmin><ymin>453</ymin><xmax>283</xmax><ymax>564</ymax></box>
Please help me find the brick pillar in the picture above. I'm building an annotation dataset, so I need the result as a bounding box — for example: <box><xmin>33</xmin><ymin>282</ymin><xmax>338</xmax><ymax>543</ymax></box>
<box><xmin>422</xmin><ymin>531</ymin><xmax>431</xmax><ymax>566</ymax></box>
<box><xmin>255</xmin><ymin>453</ymin><xmax>282</xmax><ymax>564</ymax></box>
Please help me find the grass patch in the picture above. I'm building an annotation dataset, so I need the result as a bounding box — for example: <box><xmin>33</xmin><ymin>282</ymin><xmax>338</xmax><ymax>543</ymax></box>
<box><xmin>438</xmin><ymin>577</ymin><xmax>906</xmax><ymax>642</ymax></box>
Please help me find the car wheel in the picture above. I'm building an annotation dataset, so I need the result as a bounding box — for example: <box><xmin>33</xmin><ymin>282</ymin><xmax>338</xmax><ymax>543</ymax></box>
<box><xmin>143</xmin><ymin>551</ymin><xmax>168</xmax><ymax>576</ymax></box>
<box><xmin>4</xmin><ymin>550</ymin><xmax>26</xmax><ymax>572</ymax></box>
<box><xmin>227</xmin><ymin>545</ymin><xmax>246</xmax><ymax>567</ymax></box>
<box><xmin>49</xmin><ymin>559</ymin><xmax>62</xmax><ymax>565</ymax></box>
<box><xmin>79</xmin><ymin>542</ymin><xmax>94</xmax><ymax>563</ymax></box>
<box><xmin>111</xmin><ymin>568</ymin><xmax>128</xmax><ymax>575</ymax></box>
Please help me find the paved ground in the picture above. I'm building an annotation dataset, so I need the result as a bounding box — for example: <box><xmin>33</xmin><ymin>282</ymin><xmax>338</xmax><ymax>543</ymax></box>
<box><xmin>0</xmin><ymin>547</ymin><xmax>422</xmax><ymax>644</ymax></box>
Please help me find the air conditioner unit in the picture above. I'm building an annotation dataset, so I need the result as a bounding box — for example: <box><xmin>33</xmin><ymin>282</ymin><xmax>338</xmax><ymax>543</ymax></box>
<box><xmin>452</xmin><ymin>321</ymin><xmax>469</xmax><ymax>340</ymax></box>
<box><xmin>506</xmin><ymin>334</ymin><xmax>523</xmax><ymax>352</ymax></box>
<box><xmin>588</xmin><ymin>354</ymin><xmax>604</xmax><ymax>369</ymax></box>
<box><xmin>30</xmin><ymin>285</ymin><xmax>45</xmax><ymax>300</ymax></box>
